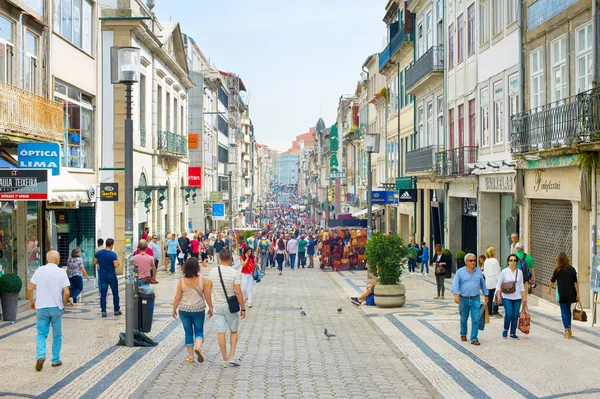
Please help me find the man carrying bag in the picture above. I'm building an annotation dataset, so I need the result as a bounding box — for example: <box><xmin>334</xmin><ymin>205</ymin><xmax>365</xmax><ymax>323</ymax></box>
<box><xmin>206</xmin><ymin>248</ymin><xmax>246</xmax><ymax>368</ymax></box>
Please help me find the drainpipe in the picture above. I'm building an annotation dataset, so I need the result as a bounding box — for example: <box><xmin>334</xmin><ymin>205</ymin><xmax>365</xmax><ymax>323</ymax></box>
<box><xmin>592</xmin><ymin>0</ymin><xmax>597</xmax><ymax>90</ymax></box>
<box><xmin>397</xmin><ymin>62</ymin><xmax>401</xmax><ymax>179</ymax></box>
<box><xmin>443</xmin><ymin>0</ymin><xmax>448</xmax><ymax>249</ymax></box>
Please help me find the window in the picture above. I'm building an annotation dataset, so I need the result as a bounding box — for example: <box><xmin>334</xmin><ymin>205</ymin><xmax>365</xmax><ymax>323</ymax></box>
<box><xmin>399</xmin><ymin>70</ymin><xmax>405</xmax><ymax>108</ymax></box>
<box><xmin>418</xmin><ymin>105</ymin><xmax>424</xmax><ymax>146</ymax></box>
<box><xmin>139</xmin><ymin>74</ymin><xmax>146</xmax><ymax>146</ymax></box>
<box><xmin>166</xmin><ymin>92</ymin><xmax>171</xmax><ymax>131</ymax></box>
<box><xmin>493</xmin><ymin>82</ymin><xmax>503</xmax><ymax>144</ymax></box>
<box><xmin>24</xmin><ymin>32</ymin><xmax>38</xmax><ymax>93</ymax></box>
<box><xmin>180</xmin><ymin>105</ymin><xmax>184</xmax><ymax>135</ymax></box>
<box><xmin>467</xmin><ymin>5</ymin><xmax>475</xmax><ymax>55</ymax></box>
<box><xmin>426</xmin><ymin>11</ymin><xmax>433</xmax><ymax>50</ymax></box>
<box><xmin>480</xmin><ymin>1</ymin><xmax>489</xmax><ymax>44</ymax></box>
<box><xmin>457</xmin><ymin>14</ymin><xmax>464</xmax><ymax>63</ymax></box>
<box><xmin>551</xmin><ymin>36</ymin><xmax>566</xmax><ymax>102</ymax></box>
<box><xmin>449</xmin><ymin>108</ymin><xmax>455</xmax><ymax>149</ymax></box>
<box><xmin>174</xmin><ymin>98</ymin><xmax>178</xmax><ymax>133</ymax></box>
<box><xmin>418</xmin><ymin>23</ymin><xmax>424</xmax><ymax>57</ymax></box>
<box><xmin>157</xmin><ymin>85</ymin><xmax>163</xmax><ymax>131</ymax></box>
<box><xmin>530</xmin><ymin>47</ymin><xmax>544</xmax><ymax>108</ymax></box>
<box><xmin>437</xmin><ymin>1</ymin><xmax>444</xmax><ymax>45</ymax></box>
<box><xmin>458</xmin><ymin>104</ymin><xmax>464</xmax><ymax>147</ymax></box>
<box><xmin>576</xmin><ymin>23</ymin><xmax>593</xmax><ymax>94</ymax></box>
<box><xmin>54</xmin><ymin>81</ymin><xmax>94</xmax><ymax>169</ymax></box>
<box><xmin>492</xmin><ymin>0</ymin><xmax>503</xmax><ymax>35</ymax></box>
<box><xmin>508</xmin><ymin>74</ymin><xmax>519</xmax><ymax>120</ymax></box>
<box><xmin>0</xmin><ymin>15</ymin><xmax>14</xmax><ymax>84</ymax></box>
<box><xmin>405</xmin><ymin>66</ymin><xmax>413</xmax><ymax>105</ymax></box>
<box><xmin>480</xmin><ymin>88</ymin><xmax>489</xmax><ymax>146</ymax></box>
<box><xmin>448</xmin><ymin>23</ymin><xmax>454</xmax><ymax>69</ymax></box>
<box><xmin>468</xmin><ymin>99</ymin><xmax>476</xmax><ymax>146</ymax></box>
<box><xmin>427</xmin><ymin>101</ymin><xmax>433</xmax><ymax>146</ymax></box>
<box><xmin>507</xmin><ymin>0</ymin><xmax>518</xmax><ymax>24</ymax></box>
<box><xmin>54</xmin><ymin>0</ymin><xmax>93</xmax><ymax>54</ymax></box>
<box><xmin>437</xmin><ymin>96</ymin><xmax>444</xmax><ymax>147</ymax></box>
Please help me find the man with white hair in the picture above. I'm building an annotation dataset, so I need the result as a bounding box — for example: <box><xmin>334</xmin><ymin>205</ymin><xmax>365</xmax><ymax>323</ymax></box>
<box><xmin>27</xmin><ymin>251</ymin><xmax>70</xmax><ymax>371</ymax></box>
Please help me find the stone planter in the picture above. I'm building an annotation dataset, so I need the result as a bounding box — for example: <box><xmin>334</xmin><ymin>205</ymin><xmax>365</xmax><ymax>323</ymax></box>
<box><xmin>0</xmin><ymin>292</ymin><xmax>18</xmax><ymax>321</ymax></box>
<box><xmin>374</xmin><ymin>283</ymin><xmax>406</xmax><ymax>308</ymax></box>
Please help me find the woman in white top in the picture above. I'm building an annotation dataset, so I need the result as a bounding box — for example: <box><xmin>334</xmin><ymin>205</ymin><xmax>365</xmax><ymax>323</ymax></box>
<box><xmin>483</xmin><ymin>247</ymin><xmax>501</xmax><ymax>317</ymax></box>
<box><xmin>172</xmin><ymin>257</ymin><xmax>212</xmax><ymax>363</ymax></box>
<box><xmin>495</xmin><ymin>254</ymin><xmax>527</xmax><ymax>340</ymax></box>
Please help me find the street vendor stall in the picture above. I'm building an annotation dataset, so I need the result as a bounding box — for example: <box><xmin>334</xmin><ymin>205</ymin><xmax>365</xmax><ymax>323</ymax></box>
<box><xmin>319</xmin><ymin>227</ymin><xmax>368</xmax><ymax>271</ymax></box>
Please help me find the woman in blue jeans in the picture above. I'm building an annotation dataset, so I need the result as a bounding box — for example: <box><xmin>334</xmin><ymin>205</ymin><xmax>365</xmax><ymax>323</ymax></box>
<box><xmin>495</xmin><ymin>254</ymin><xmax>527</xmax><ymax>339</ymax></box>
<box><xmin>172</xmin><ymin>257</ymin><xmax>211</xmax><ymax>362</ymax></box>
<box><xmin>166</xmin><ymin>233</ymin><xmax>180</xmax><ymax>274</ymax></box>
<box><xmin>66</xmin><ymin>248</ymin><xmax>90</xmax><ymax>304</ymax></box>
<box><xmin>548</xmin><ymin>252</ymin><xmax>580</xmax><ymax>339</ymax></box>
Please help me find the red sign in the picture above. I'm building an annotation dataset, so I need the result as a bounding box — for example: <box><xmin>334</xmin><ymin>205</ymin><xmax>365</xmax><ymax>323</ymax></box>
<box><xmin>188</xmin><ymin>167</ymin><xmax>202</xmax><ymax>188</ymax></box>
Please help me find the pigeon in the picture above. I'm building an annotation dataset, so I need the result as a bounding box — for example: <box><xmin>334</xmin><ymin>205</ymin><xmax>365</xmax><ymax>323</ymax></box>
<box><xmin>300</xmin><ymin>310</ymin><xmax>307</xmax><ymax>316</ymax></box>
<box><xmin>324</xmin><ymin>328</ymin><xmax>336</xmax><ymax>339</ymax></box>
<box><xmin>337</xmin><ymin>308</ymin><xmax>342</xmax><ymax>313</ymax></box>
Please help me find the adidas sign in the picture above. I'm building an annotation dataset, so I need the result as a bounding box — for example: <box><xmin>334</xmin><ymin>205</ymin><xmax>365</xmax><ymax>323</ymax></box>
<box><xmin>400</xmin><ymin>191</ymin><xmax>413</xmax><ymax>200</ymax></box>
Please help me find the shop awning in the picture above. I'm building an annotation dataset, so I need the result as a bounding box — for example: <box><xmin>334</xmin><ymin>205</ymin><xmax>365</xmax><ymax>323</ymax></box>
<box><xmin>351</xmin><ymin>205</ymin><xmax>383</xmax><ymax>217</ymax></box>
<box><xmin>49</xmin><ymin>171</ymin><xmax>89</xmax><ymax>203</ymax></box>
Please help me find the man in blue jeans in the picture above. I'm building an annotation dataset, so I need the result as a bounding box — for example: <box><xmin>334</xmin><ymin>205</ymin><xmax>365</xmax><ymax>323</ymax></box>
<box><xmin>94</xmin><ymin>238</ymin><xmax>121</xmax><ymax>317</ymax></box>
<box><xmin>452</xmin><ymin>253</ymin><xmax>488</xmax><ymax>346</ymax></box>
<box><xmin>27</xmin><ymin>250</ymin><xmax>70</xmax><ymax>371</ymax></box>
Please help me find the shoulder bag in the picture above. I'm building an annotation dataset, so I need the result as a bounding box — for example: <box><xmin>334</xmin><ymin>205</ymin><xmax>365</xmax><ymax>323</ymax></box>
<box><xmin>573</xmin><ymin>301</ymin><xmax>588</xmax><ymax>322</ymax></box>
<box><xmin>501</xmin><ymin>270</ymin><xmax>517</xmax><ymax>294</ymax></box>
<box><xmin>217</xmin><ymin>266</ymin><xmax>240</xmax><ymax>313</ymax></box>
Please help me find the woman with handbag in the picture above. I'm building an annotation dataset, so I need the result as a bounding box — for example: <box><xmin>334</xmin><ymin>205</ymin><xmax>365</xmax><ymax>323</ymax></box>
<box><xmin>548</xmin><ymin>252</ymin><xmax>580</xmax><ymax>339</ymax></box>
<box><xmin>432</xmin><ymin>244</ymin><xmax>450</xmax><ymax>299</ymax></box>
<box><xmin>495</xmin><ymin>254</ymin><xmax>527</xmax><ymax>339</ymax></box>
<box><xmin>240</xmin><ymin>247</ymin><xmax>256</xmax><ymax>308</ymax></box>
<box><xmin>172</xmin><ymin>257</ymin><xmax>211</xmax><ymax>363</ymax></box>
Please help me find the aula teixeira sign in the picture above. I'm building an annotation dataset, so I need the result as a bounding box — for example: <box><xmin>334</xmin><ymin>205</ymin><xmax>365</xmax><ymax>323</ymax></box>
<box><xmin>18</xmin><ymin>143</ymin><xmax>61</xmax><ymax>176</ymax></box>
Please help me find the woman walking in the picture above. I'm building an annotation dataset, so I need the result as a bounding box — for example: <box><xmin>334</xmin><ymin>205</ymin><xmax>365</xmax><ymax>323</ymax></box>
<box><xmin>190</xmin><ymin>234</ymin><xmax>201</xmax><ymax>259</ymax></box>
<box><xmin>483</xmin><ymin>247</ymin><xmax>501</xmax><ymax>317</ymax></box>
<box><xmin>172</xmin><ymin>257</ymin><xmax>212</xmax><ymax>363</ymax></box>
<box><xmin>67</xmin><ymin>248</ymin><xmax>90</xmax><ymax>305</ymax></box>
<box><xmin>432</xmin><ymin>244</ymin><xmax>450</xmax><ymax>299</ymax></box>
<box><xmin>200</xmin><ymin>236</ymin><xmax>209</xmax><ymax>267</ymax></box>
<box><xmin>548</xmin><ymin>252</ymin><xmax>580</xmax><ymax>339</ymax></box>
<box><xmin>268</xmin><ymin>233</ymin><xmax>276</xmax><ymax>268</ymax></box>
<box><xmin>495</xmin><ymin>254</ymin><xmax>527</xmax><ymax>339</ymax></box>
<box><xmin>276</xmin><ymin>237</ymin><xmax>287</xmax><ymax>276</ymax></box>
<box><xmin>240</xmin><ymin>247</ymin><xmax>256</xmax><ymax>308</ymax></box>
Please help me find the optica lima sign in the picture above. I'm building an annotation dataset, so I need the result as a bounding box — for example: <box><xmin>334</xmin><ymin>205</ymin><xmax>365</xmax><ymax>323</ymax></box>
<box><xmin>18</xmin><ymin>143</ymin><xmax>61</xmax><ymax>176</ymax></box>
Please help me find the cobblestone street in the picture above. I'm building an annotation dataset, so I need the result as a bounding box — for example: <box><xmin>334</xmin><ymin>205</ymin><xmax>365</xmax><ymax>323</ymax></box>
<box><xmin>2</xmin><ymin>261</ymin><xmax>600</xmax><ymax>398</ymax></box>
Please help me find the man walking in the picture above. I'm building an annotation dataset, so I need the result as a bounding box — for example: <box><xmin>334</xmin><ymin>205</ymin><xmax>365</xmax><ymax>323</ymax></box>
<box><xmin>214</xmin><ymin>234</ymin><xmax>226</xmax><ymax>266</ymax></box>
<box><xmin>452</xmin><ymin>253</ymin><xmax>488</xmax><ymax>346</ymax></box>
<box><xmin>256</xmin><ymin>232</ymin><xmax>271</xmax><ymax>273</ymax></box>
<box><xmin>148</xmin><ymin>234</ymin><xmax>161</xmax><ymax>271</ymax></box>
<box><xmin>206</xmin><ymin>248</ymin><xmax>245</xmax><ymax>367</ymax></box>
<box><xmin>514</xmin><ymin>242</ymin><xmax>536</xmax><ymax>293</ymax></box>
<box><xmin>134</xmin><ymin>240</ymin><xmax>157</xmax><ymax>286</ymax></box>
<box><xmin>178</xmin><ymin>231</ymin><xmax>191</xmax><ymax>266</ymax></box>
<box><xmin>286</xmin><ymin>234</ymin><xmax>298</xmax><ymax>270</ymax></box>
<box><xmin>510</xmin><ymin>233</ymin><xmax>519</xmax><ymax>255</ymax></box>
<box><xmin>297</xmin><ymin>235</ymin><xmax>308</xmax><ymax>269</ymax></box>
<box><xmin>93</xmin><ymin>238</ymin><xmax>121</xmax><ymax>317</ymax></box>
<box><xmin>28</xmin><ymin>251</ymin><xmax>70</xmax><ymax>371</ymax></box>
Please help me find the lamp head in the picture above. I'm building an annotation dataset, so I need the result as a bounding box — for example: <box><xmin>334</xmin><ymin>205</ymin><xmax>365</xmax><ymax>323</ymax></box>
<box><xmin>111</xmin><ymin>46</ymin><xmax>141</xmax><ymax>84</ymax></box>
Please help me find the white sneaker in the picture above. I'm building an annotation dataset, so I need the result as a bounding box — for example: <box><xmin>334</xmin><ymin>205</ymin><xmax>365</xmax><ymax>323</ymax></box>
<box><xmin>248</xmin><ymin>302</ymin><xmax>253</xmax><ymax>308</ymax></box>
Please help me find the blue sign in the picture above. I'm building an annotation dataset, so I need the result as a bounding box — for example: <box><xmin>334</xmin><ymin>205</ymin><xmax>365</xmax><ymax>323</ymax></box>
<box><xmin>18</xmin><ymin>143</ymin><xmax>61</xmax><ymax>176</ymax></box>
<box><xmin>371</xmin><ymin>190</ymin><xmax>398</xmax><ymax>205</ymax></box>
<box><xmin>212</xmin><ymin>203</ymin><xmax>226</xmax><ymax>221</ymax></box>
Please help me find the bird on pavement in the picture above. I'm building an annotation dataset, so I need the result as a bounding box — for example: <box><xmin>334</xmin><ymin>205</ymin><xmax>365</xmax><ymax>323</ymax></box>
<box><xmin>300</xmin><ymin>310</ymin><xmax>307</xmax><ymax>316</ymax></box>
<box><xmin>337</xmin><ymin>308</ymin><xmax>342</xmax><ymax>313</ymax></box>
<box><xmin>324</xmin><ymin>329</ymin><xmax>336</xmax><ymax>339</ymax></box>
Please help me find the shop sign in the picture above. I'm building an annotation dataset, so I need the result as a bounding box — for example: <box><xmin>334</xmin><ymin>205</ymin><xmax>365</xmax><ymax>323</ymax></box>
<box><xmin>463</xmin><ymin>198</ymin><xmax>478</xmax><ymax>216</ymax></box>
<box><xmin>212</xmin><ymin>203</ymin><xmax>226</xmax><ymax>220</ymax></box>
<box><xmin>0</xmin><ymin>169</ymin><xmax>49</xmax><ymax>200</ymax></box>
<box><xmin>100</xmin><ymin>183</ymin><xmax>119</xmax><ymax>201</ymax></box>
<box><xmin>533</xmin><ymin>169</ymin><xmax>561</xmax><ymax>192</ymax></box>
<box><xmin>482</xmin><ymin>174</ymin><xmax>514</xmax><ymax>192</ymax></box>
<box><xmin>371</xmin><ymin>190</ymin><xmax>398</xmax><ymax>205</ymax></box>
<box><xmin>209</xmin><ymin>191</ymin><xmax>220</xmax><ymax>202</ymax></box>
<box><xmin>524</xmin><ymin>155</ymin><xmax>577</xmax><ymax>169</ymax></box>
<box><xmin>18</xmin><ymin>143</ymin><xmax>61</xmax><ymax>176</ymax></box>
<box><xmin>398</xmin><ymin>189</ymin><xmax>417</xmax><ymax>203</ymax></box>
<box><xmin>188</xmin><ymin>134</ymin><xmax>199</xmax><ymax>148</ymax></box>
<box><xmin>188</xmin><ymin>166</ymin><xmax>202</xmax><ymax>187</ymax></box>
<box><xmin>330</xmin><ymin>171</ymin><xmax>346</xmax><ymax>179</ymax></box>
<box><xmin>329</xmin><ymin>124</ymin><xmax>339</xmax><ymax>173</ymax></box>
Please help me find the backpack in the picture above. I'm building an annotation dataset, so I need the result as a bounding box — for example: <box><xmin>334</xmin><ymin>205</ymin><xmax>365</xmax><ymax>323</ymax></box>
<box><xmin>517</xmin><ymin>253</ymin><xmax>531</xmax><ymax>282</ymax></box>
<box><xmin>258</xmin><ymin>238</ymin><xmax>269</xmax><ymax>254</ymax></box>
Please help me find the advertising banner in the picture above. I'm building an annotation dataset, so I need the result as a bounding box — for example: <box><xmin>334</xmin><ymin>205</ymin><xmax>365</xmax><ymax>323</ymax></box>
<box><xmin>0</xmin><ymin>169</ymin><xmax>49</xmax><ymax>200</ymax></box>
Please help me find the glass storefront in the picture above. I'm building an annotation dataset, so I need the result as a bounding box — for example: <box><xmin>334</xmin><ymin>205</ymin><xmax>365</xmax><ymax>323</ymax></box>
<box><xmin>500</xmin><ymin>194</ymin><xmax>519</xmax><ymax>264</ymax></box>
<box><xmin>0</xmin><ymin>202</ymin><xmax>17</xmax><ymax>274</ymax></box>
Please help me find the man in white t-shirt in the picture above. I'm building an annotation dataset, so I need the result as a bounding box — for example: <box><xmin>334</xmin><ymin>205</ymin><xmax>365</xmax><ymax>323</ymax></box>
<box><xmin>27</xmin><ymin>251</ymin><xmax>70</xmax><ymax>371</ymax></box>
<box><xmin>206</xmin><ymin>248</ymin><xmax>245</xmax><ymax>368</ymax></box>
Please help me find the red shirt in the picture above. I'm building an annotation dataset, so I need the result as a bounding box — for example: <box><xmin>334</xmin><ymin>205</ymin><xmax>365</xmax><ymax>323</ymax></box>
<box><xmin>241</xmin><ymin>256</ymin><xmax>255</xmax><ymax>274</ymax></box>
<box><xmin>135</xmin><ymin>247</ymin><xmax>154</xmax><ymax>257</ymax></box>
<box><xmin>190</xmin><ymin>239</ymin><xmax>200</xmax><ymax>254</ymax></box>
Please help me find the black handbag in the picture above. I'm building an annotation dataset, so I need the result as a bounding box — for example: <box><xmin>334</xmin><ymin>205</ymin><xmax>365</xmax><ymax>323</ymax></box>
<box><xmin>218</xmin><ymin>266</ymin><xmax>240</xmax><ymax>313</ymax></box>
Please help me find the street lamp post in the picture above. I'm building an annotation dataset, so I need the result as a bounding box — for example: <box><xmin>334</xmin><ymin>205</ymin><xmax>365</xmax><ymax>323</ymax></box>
<box><xmin>364</xmin><ymin>133</ymin><xmax>381</xmax><ymax>237</ymax></box>
<box><xmin>111</xmin><ymin>46</ymin><xmax>141</xmax><ymax>348</ymax></box>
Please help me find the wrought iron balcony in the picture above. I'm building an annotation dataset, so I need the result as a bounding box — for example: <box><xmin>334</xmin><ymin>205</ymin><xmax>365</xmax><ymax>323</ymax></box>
<box><xmin>437</xmin><ymin>146</ymin><xmax>478</xmax><ymax>177</ymax></box>
<box><xmin>0</xmin><ymin>81</ymin><xmax>64</xmax><ymax>143</ymax></box>
<box><xmin>140</xmin><ymin>125</ymin><xmax>146</xmax><ymax>147</ymax></box>
<box><xmin>511</xmin><ymin>88</ymin><xmax>600</xmax><ymax>153</ymax></box>
<box><xmin>157</xmin><ymin>131</ymin><xmax>187</xmax><ymax>156</ymax></box>
<box><xmin>379</xmin><ymin>30</ymin><xmax>414</xmax><ymax>71</ymax></box>
<box><xmin>406</xmin><ymin>145</ymin><xmax>440</xmax><ymax>173</ymax></box>
<box><xmin>406</xmin><ymin>46</ymin><xmax>444</xmax><ymax>94</ymax></box>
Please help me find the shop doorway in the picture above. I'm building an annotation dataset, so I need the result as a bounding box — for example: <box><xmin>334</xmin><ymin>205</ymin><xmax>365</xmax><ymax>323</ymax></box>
<box><xmin>462</xmin><ymin>216</ymin><xmax>478</xmax><ymax>254</ymax></box>
<box><xmin>430</xmin><ymin>202</ymin><xmax>444</xmax><ymax>248</ymax></box>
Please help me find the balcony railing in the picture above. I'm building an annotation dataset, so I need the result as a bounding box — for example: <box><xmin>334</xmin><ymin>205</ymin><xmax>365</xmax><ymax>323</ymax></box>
<box><xmin>157</xmin><ymin>131</ymin><xmax>187</xmax><ymax>155</ymax></box>
<box><xmin>379</xmin><ymin>30</ymin><xmax>413</xmax><ymax>71</ymax></box>
<box><xmin>437</xmin><ymin>146</ymin><xmax>478</xmax><ymax>177</ymax></box>
<box><xmin>406</xmin><ymin>145</ymin><xmax>440</xmax><ymax>173</ymax></box>
<box><xmin>0</xmin><ymin>81</ymin><xmax>64</xmax><ymax>143</ymax></box>
<box><xmin>140</xmin><ymin>125</ymin><xmax>146</xmax><ymax>147</ymax></box>
<box><xmin>511</xmin><ymin>88</ymin><xmax>600</xmax><ymax>153</ymax></box>
<box><xmin>406</xmin><ymin>46</ymin><xmax>444</xmax><ymax>91</ymax></box>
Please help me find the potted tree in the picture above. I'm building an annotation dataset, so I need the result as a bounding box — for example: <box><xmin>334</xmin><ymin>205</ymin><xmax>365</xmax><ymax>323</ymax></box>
<box><xmin>442</xmin><ymin>248</ymin><xmax>453</xmax><ymax>278</ymax></box>
<box><xmin>0</xmin><ymin>273</ymin><xmax>23</xmax><ymax>321</ymax></box>
<box><xmin>365</xmin><ymin>232</ymin><xmax>408</xmax><ymax>308</ymax></box>
<box><xmin>455</xmin><ymin>250</ymin><xmax>466</xmax><ymax>272</ymax></box>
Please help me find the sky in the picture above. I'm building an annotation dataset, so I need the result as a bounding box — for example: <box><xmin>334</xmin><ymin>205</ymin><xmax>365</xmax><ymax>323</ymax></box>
<box><xmin>153</xmin><ymin>0</ymin><xmax>386</xmax><ymax>152</ymax></box>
